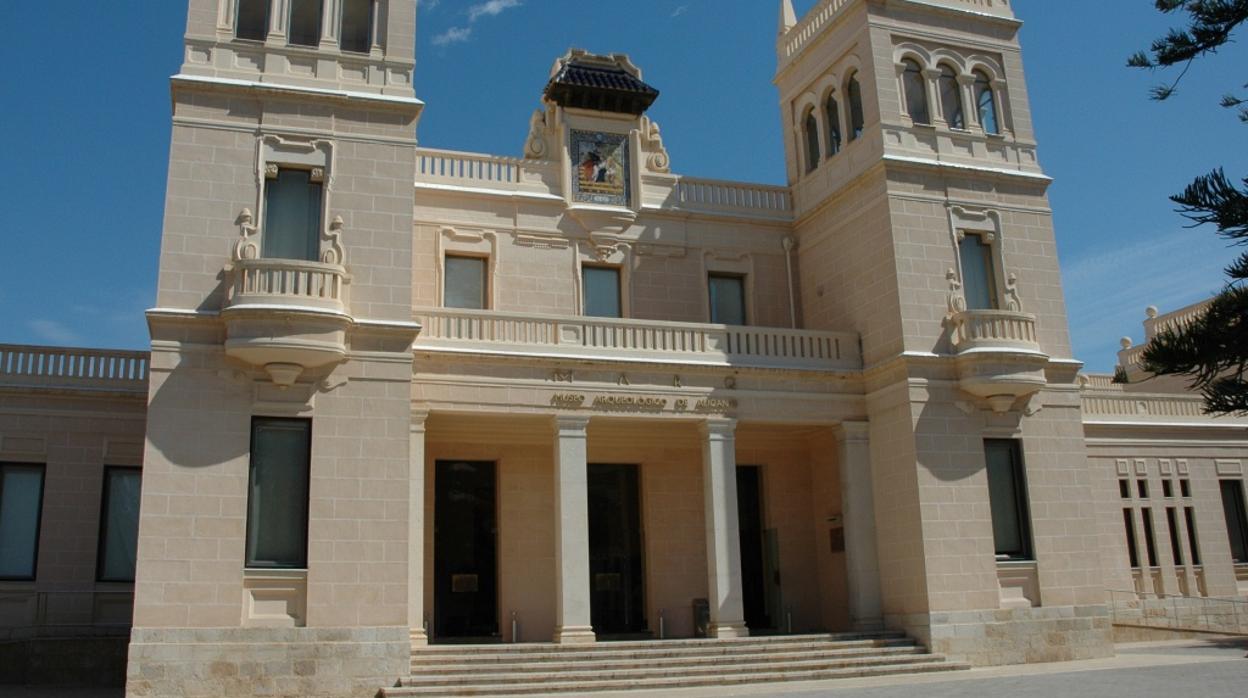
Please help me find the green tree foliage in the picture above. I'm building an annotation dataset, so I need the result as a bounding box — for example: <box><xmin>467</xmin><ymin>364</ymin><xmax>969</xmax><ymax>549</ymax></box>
<box><xmin>1128</xmin><ymin>1</ymin><xmax>1248</xmax><ymax>414</ymax></box>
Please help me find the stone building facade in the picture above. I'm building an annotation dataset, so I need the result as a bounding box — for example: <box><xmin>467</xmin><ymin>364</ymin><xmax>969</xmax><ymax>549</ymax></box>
<box><xmin>1</xmin><ymin>0</ymin><xmax>1247</xmax><ymax>696</ymax></box>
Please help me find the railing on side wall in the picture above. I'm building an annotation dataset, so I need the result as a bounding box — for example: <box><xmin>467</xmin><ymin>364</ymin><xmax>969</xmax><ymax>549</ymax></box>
<box><xmin>1144</xmin><ymin>299</ymin><xmax>1213</xmax><ymax>341</ymax></box>
<box><xmin>1080</xmin><ymin>389</ymin><xmax>1208</xmax><ymax>419</ymax></box>
<box><xmin>1108</xmin><ymin>589</ymin><xmax>1248</xmax><ymax>635</ymax></box>
<box><xmin>415</xmin><ymin>308</ymin><xmax>861</xmax><ymax>371</ymax></box>
<box><xmin>0</xmin><ymin>345</ymin><xmax>149</xmax><ymax>391</ymax></box>
<box><xmin>674</xmin><ymin>178</ymin><xmax>792</xmax><ymax>215</ymax></box>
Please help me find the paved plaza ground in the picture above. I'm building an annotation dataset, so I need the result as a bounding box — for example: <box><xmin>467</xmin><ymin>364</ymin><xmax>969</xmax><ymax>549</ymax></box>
<box><xmin>3</xmin><ymin>639</ymin><xmax>1245</xmax><ymax>697</ymax></box>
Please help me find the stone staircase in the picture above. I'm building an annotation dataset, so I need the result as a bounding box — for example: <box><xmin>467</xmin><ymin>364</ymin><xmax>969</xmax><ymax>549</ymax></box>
<box><xmin>380</xmin><ymin>632</ymin><xmax>970</xmax><ymax>696</ymax></box>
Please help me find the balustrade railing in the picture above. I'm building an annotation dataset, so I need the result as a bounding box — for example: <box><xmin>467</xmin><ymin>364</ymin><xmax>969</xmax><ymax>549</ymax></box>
<box><xmin>780</xmin><ymin>0</ymin><xmax>852</xmax><ymax>66</ymax></box>
<box><xmin>1144</xmin><ymin>299</ymin><xmax>1212</xmax><ymax>341</ymax></box>
<box><xmin>1081</xmin><ymin>389</ymin><xmax>1208</xmax><ymax>419</ymax></box>
<box><xmin>415</xmin><ymin>308</ymin><xmax>860</xmax><ymax>370</ymax></box>
<box><xmin>675</xmin><ymin>178</ymin><xmax>792</xmax><ymax>214</ymax></box>
<box><xmin>416</xmin><ymin>148</ymin><xmax>524</xmax><ymax>186</ymax></box>
<box><xmin>0</xmin><ymin>345</ymin><xmax>149</xmax><ymax>391</ymax></box>
<box><xmin>950</xmin><ymin>310</ymin><xmax>1040</xmax><ymax>353</ymax></box>
<box><xmin>225</xmin><ymin>258</ymin><xmax>348</xmax><ymax>312</ymax></box>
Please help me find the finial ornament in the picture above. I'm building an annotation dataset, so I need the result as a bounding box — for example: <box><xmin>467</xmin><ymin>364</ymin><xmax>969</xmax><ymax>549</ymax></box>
<box><xmin>779</xmin><ymin>0</ymin><xmax>798</xmax><ymax>36</ymax></box>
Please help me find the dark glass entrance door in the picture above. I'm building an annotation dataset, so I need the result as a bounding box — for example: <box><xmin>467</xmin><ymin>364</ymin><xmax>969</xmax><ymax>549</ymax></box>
<box><xmin>737</xmin><ymin>465</ymin><xmax>773</xmax><ymax>631</ymax></box>
<box><xmin>588</xmin><ymin>463</ymin><xmax>646</xmax><ymax>635</ymax></box>
<box><xmin>434</xmin><ymin>460</ymin><xmax>498</xmax><ymax>640</ymax></box>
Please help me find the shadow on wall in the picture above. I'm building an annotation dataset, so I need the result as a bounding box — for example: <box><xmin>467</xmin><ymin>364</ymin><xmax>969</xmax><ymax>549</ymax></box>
<box><xmin>0</xmin><ymin>637</ymin><xmax>128</xmax><ymax>689</ymax></box>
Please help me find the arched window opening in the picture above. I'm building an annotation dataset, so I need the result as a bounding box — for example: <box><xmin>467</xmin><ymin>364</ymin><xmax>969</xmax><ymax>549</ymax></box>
<box><xmin>803</xmin><ymin>110</ymin><xmax>821</xmax><ymax>173</ymax></box>
<box><xmin>939</xmin><ymin>65</ymin><xmax>965</xmax><ymax>129</ymax></box>
<box><xmin>825</xmin><ymin>95</ymin><xmax>842</xmax><ymax>157</ymax></box>
<box><xmin>847</xmin><ymin>75</ymin><xmax>865</xmax><ymax>141</ymax></box>
<box><xmin>975</xmin><ymin>71</ymin><xmax>1000</xmax><ymax>135</ymax></box>
<box><xmin>901</xmin><ymin>59</ymin><xmax>930</xmax><ymax>125</ymax></box>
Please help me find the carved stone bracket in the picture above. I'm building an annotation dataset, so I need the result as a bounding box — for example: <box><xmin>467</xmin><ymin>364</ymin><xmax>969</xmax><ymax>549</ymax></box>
<box><xmin>946</xmin><ymin>268</ymin><xmax>966</xmax><ymax>316</ymax></box>
<box><xmin>321</xmin><ymin>215</ymin><xmax>346</xmax><ymax>265</ymax></box>
<box><xmin>639</xmin><ymin>116</ymin><xmax>671</xmax><ymax>173</ymax></box>
<box><xmin>525</xmin><ymin>105</ymin><xmax>558</xmax><ymax>160</ymax></box>
<box><xmin>232</xmin><ymin>208</ymin><xmax>260</xmax><ymax>262</ymax></box>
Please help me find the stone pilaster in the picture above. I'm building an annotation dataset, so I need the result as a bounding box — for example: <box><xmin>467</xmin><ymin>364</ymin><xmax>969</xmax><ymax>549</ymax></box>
<box><xmin>408</xmin><ymin>409</ymin><xmax>429</xmax><ymax>645</ymax></box>
<box><xmin>836</xmin><ymin>421</ymin><xmax>884</xmax><ymax>630</ymax></box>
<box><xmin>701</xmin><ymin>418</ymin><xmax>748</xmax><ymax>638</ymax></box>
<box><xmin>552</xmin><ymin>415</ymin><xmax>596</xmax><ymax>644</ymax></box>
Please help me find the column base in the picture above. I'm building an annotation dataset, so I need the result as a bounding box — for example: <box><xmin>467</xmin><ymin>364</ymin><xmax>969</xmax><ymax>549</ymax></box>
<box><xmin>708</xmin><ymin>622</ymin><xmax>749</xmax><ymax>639</ymax></box>
<box><xmin>553</xmin><ymin>626</ymin><xmax>597</xmax><ymax>644</ymax></box>
<box><xmin>410</xmin><ymin>628</ymin><xmax>428</xmax><ymax>647</ymax></box>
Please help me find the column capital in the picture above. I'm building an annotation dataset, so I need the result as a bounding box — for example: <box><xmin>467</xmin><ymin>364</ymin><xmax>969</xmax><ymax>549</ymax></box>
<box><xmin>411</xmin><ymin>408</ymin><xmax>430</xmax><ymax>432</ymax></box>
<box><xmin>834</xmin><ymin>420</ymin><xmax>870</xmax><ymax>443</ymax></box>
<box><xmin>700</xmin><ymin>418</ymin><xmax>738</xmax><ymax>439</ymax></box>
<box><xmin>553</xmin><ymin>415</ymin><xmax>591</xmax><ymax>434</ymax></box>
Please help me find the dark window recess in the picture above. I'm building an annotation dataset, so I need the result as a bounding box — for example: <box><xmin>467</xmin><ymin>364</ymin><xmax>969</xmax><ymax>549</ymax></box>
<box><xmin>288</xmin><ymin>0</ymin><xmax>323</xmax><ymax>47</ymax></box>
<box><xmin>263</xmin><ymin>168</ymin><xmax>323</xmax><ymax>261</ymax></box>
<box><xmin>582</xmin><ymin>266</ymin><xmax>622</xmax><ymax>318</ymax></box>
<box><xmin>245</xmin><ymin>418</ymin><xmax>311</xmax><ymax>569</ymax></box>
<box><xmin>1141</xmin><ymin>507</ymin><xmax>1159</xmax><ymax>567</ymax></box>
<box><xmin>97</xmin><ymin>467</ymin><xmax>142</xmax><ymax>582</ymax></box>
<box><xmin>236</xmin><ymin>0</ymin><xmax>270</xmax><ymax>41</ymax></box>
<box><xmin>939</xmin><ymin>65</ymin><xmax>964</xmax><ymax>128</ymax></box>
<box><xmin>985</xmin><ymin>440</ymin><xmax>1033</xmax><ymax>560</ymax></box>
<box><xmin>1123</xmin><ymin>508</ymin><xmax>1140</xmax><ymax>569</ymax></box>
<box><xmin>1163</xmin><ymin>480</ymin><xmax>1174</xmax><ymax>498</ymax></box>
<box><xmin>1119</xmin><ymin>479</ymin><xmax>1131</xmax><ymax>499</ymax></box>
<box><xmin>708</xmin><ymin>274</ymin><xmax>747</xmax><ymax>326</ymax></box>
<box><xmin>803</xmin><ymin>110</ymin><xmax>820</xmax><ymax>173</ymax></box>
<box><xmin>1137</xmin><ymin>480</ymin><xmax>1149</xmax><ymax>499</ymax></box>
<box><xmin>1180</xmin><ymin>479</ymin><xmax>1191</xmax><ymax>498</ymax></box>
<box><xmin>1185</xmin><ymin>507</ymin><xmax>1201</xmax><ymax>566</ymax></box>
<box><xmin>340</xmin><ymin>0</ymin><xmax>374</xmax><ymax>53</ymax></box>
<box><xmin>824</xmin><ymin>97</ymin><xmax>842</xmax><ymax>156</ymax></box>
<box><xmin>847</xmin><ymin>76</ymin><xmax>865</xmax><ymax>140</ymax></box>
<box><xmin>902</xmin><ymin>59</ymin><xmax>930</xmax><ymax>124</ymax></box>
<box><xmin>443</xmin><ymin>256</ymin><xmax>487</xmax><ymax>310</ymax></box>
<box><xmin>1165</xmin><ymin>507</ymin><xmax>1184</xmax><ymax>566</ymax></box>
<box><xmin>958</xmin><ymin>233</ymin><xmax>998</xmax><ymax>311</ymax></box>
<box><xmin>1219</xmin><ymin>480</ymin><xmax>1248</xmax><ymax>563</ymax></box>
<box><xmin>0</xmin><ymin>463</ymin><xmax>46</xmax><ymax>581</ymax></box>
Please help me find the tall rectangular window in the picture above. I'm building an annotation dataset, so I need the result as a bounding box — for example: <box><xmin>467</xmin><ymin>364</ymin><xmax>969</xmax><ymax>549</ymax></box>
<box><xmin>1141</xmin><ymin>507</ymin><xmax>1159</xmax><ymax>567</ymax></box>
<box><xmin>263</xmin><ymin>168</ymin><xmax>323</xmax><ymax>261</ymax></box>
<box><xmin>1185</xmin><ymin>507</ymin><xmax>1201</xmax><ymax>566</ymax></box>
<box><xmin>0</xmin><ymin>464</ymin><xmax>46</xmax><ymax>580</ymax></box>
<box><xmin>984</xmin><ymin>440</ymin><xmax>1032</xmax><ymax>560</ymax></box>
<box><xmin>958</xmin><ymin>233</ymin><xmax>998</xmax><ymax>310</ymax></box>
<box><xmin>288</xmin><ymin>0</ymin><xmax>323</xmax><ymax>47</ymax></box>
<box><xmin>443</xmin><ymin>256</ymin><xmax>487</xmax><ymax>310</ymax></box>
<box><xmin>1220</xmin><ymin>480</ymin><xmax>1248</xmax><ymax>563</ymax></box>
<box><xmin>1123</xmin><ymin>508</ymin><xmax>1140</xmax><ymax>568</ymax></box>
<box><xmin>246</xmin><ymin>418</ymin><xmax>311</xmax><ymax>569</ymax></box>
<box><xmin>1165</xmin><ymin>507</ymin><xmax>1184</xmax><ymax>566</ymax></box>
<box><xmin>97</xmin><ymin>467</ymin><xmax>142</xmax><ymax>583</ymax></box>
<box><xmin>236</xmin><ymin>0</ymin><xmax>270</xmax><ymax>41</ymax></box>
<box><xmin>708</xmin><ymin>274</ymin><xmax>747</xmax><ymax>325</ymax></box>
<box><xmin>582</xmin><ymin>266</ymin><xmax>622</xmax><ymax>318</ymax></box>
<box><xmin>340</xmin><ymin>0</ymin><xmax>374</xmax><ymax>53</ymax></box>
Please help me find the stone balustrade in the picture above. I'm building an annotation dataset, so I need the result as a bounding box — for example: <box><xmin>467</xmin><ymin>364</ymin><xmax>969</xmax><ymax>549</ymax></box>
<box><xmin>674</xmin><ymin>178</ymin><xmax>792</xmax><ymax>215</ymax></box>
<box><xmin>414</xmin><ymin>308</ymin><xmax>861</xmax><ymax>371</ymax></box>
<box><xmin>950</xmin><ymin>310</ymin><xmax>1041</xmax><ymax>354</ymax></box>
<box><xmin>225</xmin><ymin>258</ymin><xmax>349</xmax><ymax>313</ymax></box>
<box><xmin>1144</xmin><ymin>298</ymin><xmax>1212</xmax><ymax>341</ymax></box>
<box><xmin>0</xmin><ymin>345</ymin><xmax>149</xmax><ymax>392</ymax></box>
<box><xmin>1080</xmin><ymin>389</ymin><xmax>1212</xmax><ymax>421</ymax></box>
<box><xmin>779</xmin><ymin>0</ymin><xmax>852</xmax><ymax>68</ymax></box>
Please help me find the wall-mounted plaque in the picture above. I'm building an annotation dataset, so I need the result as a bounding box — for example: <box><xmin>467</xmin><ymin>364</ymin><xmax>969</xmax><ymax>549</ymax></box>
<box><xmin>571</xmin><ymin>130</ymin><xmax>630</xmax><ymax>207</ymax></box>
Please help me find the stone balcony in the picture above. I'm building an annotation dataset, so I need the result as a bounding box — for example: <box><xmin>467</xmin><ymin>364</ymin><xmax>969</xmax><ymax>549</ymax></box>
<box><xmin>949</xmin><ymin>309</ymin><xmax>1048</xmax><ymax>412</ymax></box>
<box><xmin>221</xmin><ymin>258</ymin><xmax>353</xmax><ymax>386</ymax></box>
<box><xmin>414</xmin><ymin>308</ymin><xmax>861</xmax><ymax>372</ymax></box>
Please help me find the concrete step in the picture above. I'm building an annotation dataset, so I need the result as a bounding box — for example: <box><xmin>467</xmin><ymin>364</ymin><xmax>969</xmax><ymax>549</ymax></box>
<box><xmin>410</xmin><ymin>637</ymin><xmax>917</xmax><ymax>667</ymax></box>
<box><xmin>381</xmin><ymin>658</ymin><xmax>970</xmax><ymax>696</ymax></box>
<box><xmin>402</xmin><ymin>652</ymin><xmax>950</xmax><ymax>687</ymax></box>
<box><xmin>412</xmin><ymin>644</ymin><xmax>926</xmax><ymax>673</ymax></box>
<box><xmin>412</xmin><ymin>632</ymin><xmax>904</xmax><ymax>655</ymax></box>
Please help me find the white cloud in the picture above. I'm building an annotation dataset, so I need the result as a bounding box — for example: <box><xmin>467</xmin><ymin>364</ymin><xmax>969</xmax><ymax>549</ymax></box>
<box><xmin>417</xmin><ymin>0</ymin><xmax>440</xmax><ymax>8</ymax></box>
<box><xmin>468</xmin><ymin>0</ymin><xmax>522</xmax><ymax>22</ymax></box>
<box><xmin>29</xmin><ymin>319</ymin><xmax>82</xmax><ymax>345</ymax></box>
<box><xmin>672</xmin><ymin>5</ymin><xmax>689</xmax><ymax>18</ymax></box>
<box><xmin>432</xmin><ymin>26</ymin><xmax>472</xmax><ymax>46</ymax></box>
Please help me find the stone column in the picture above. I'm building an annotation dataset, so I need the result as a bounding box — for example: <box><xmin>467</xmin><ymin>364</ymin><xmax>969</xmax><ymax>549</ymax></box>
<box><xmin>408</xmin><ymin>409</ymin><xmax>429</xmax><ymax>645</ymax></box>
<box><xmin>553</xmin><ymin>416</ymin><xmax>596</xmax><ymax>644</ymax></box>
<box><xmin>836</xmin><ymin>421</ymin><xmax>883</xmax><ymax>630</ymax></box>
<box><xmin>701</xmin><ymin>418</ymin><xmax>748</xmax><ymax>638</ymax></box>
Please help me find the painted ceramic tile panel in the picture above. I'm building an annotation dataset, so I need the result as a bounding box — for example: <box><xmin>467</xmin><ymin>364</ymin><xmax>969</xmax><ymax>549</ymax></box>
<box><xmin>571</xmin><ymin>130</ymin><xmax>630</xmax><ymax>207</ymax></box>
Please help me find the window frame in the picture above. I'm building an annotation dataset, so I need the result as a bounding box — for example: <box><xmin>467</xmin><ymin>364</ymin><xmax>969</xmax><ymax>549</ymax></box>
<box><xmin>957</xmin><ymin>231</ymin><xmax>1000</xmax><ymax>311</ymax></box>
<box><xmin>900</xmin><ymin>59</ymin><xmax>931</xmax><ymax>126</ymax></box>
<box><xmin>96</xmin><ymin>466</ymin><xmax>143</xmax><ymax>584</ymax></box>
<box><xmin>235</xmin><ymin>0</ymin><xmax>271</xmax><ymax>42</ymax></box>
<box><xmin>984</xmin><ymin>439</ymin><xmax>1034</xmax><ymax>562</ymax></box>
<box><xmin>339</xmin><ymin>0</ymin><xmax>375</xmax><ymax>54</ymax></box>
<box><xmin>287</xmin><ymin>0</ymin><xmax>324</xmax><ymax>48</ymax></box>
<box><xmin>261</xmin><ymin>166</ymin><xmax>325</xmax><ymax>262</ymax></box>
<box><xmin>581</xmin><ymin>264</ymin><xmax>624</xmax><ymax>319</ymax></box>
<box><xmin>846</xmin><ymin>74</ymin><xmax>865</xmax><ymax>141</ymax></box>
<box><xmin>707</xmin><ymin>272</ymin><xmax>749</xmax><ymax>326</ymax></box>
<box><xmin>0</xmin><ymin>462</ymin><xmax>47</xmax><ymax>582</ymax></box>
<box><xmin>245</xmin><ymin>417</ymin><xmax>313</xmax><ymax>571</ymax></box>
<box><xmin>442</xmin><ymin>254</ymin><xmax>490</xmax><ymax>310</ymax></box>
<box><xmin>1219</xmin><ymin>479</ymin><xmax>1248</xmax><ymax>564</ymax></box>
<box><xmin>974</xmin><ymin>70</ymin><xmax>1001</xmax><ymax>136</ymax></box>
<box><xmin>824</xmin><ymin>94</ymin><xmax>843</xmax><ymax>157</ymax></box>
<box><xmin>938</xmin><ymin>64</ymin><xmax>965</xmax><ymax>130</ymax></box>
<box><xmin>802</xmin><ymin>109</ymin><xmax>821</xmax><ymax>174</ymax></box>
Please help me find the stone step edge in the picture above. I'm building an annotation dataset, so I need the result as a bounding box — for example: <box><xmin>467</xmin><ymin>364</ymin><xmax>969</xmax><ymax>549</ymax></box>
<box><xmin>411</xmin><ymin>636</ymin><xmax>911</xmax><ymax>658</ymax></box>
<box><xmin>411</xmin><ymin>632</ymin><xmax>905</xmax><ymax>653</ymax></box>
<box><xmin>411</xmin><ymin>645</ymin><xmax>925</xmax><ymax>672</ymax></box>
<box><xmin>381</xmin><ymin>659</ymin><xmax>970</xmax><ymax>696</ymax></box>
<box><xmin>399</xmin><ymin>654</ymin><xmax>950</xmax><ymax>687</ymax></box>
<box><xmin>410</xmin><ymin>638</ymin><xmax>918</xmax><ymax>665</ymax></box>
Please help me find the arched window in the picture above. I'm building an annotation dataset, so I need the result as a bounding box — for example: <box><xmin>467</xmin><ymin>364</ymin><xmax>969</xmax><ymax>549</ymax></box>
<box><xmin>939</xmin><ymin>65</ymin><xmax>964</xmax><ymax>129</ymax></box>
<box><xmin>803</xmin><ymin>110</ymin><xmax>821</xmax><ymax>173</ymax></box>
<box><xmin>825</xmin><ymin>95</ymin><xmax>842</xmax><ymax>157</ymax></box>
<box><xmin>975</xmin><ymin>71</ymin><xmax>1000</xmax><ymax>135</ymax></box>
<box><xmin>847</xmin><ymin>75</ymin><xmax>865</xmax><ymax>141</ymax></box>
<box><xmin>901</xmin><ymin>59</ymin><xmax>930</xmax><ymax>125</ymax></box>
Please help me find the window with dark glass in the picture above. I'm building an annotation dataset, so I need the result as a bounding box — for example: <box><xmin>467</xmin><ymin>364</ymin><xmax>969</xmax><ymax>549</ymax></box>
<box><xmin>975</xmin><ymin>71</ymin><xmax>1000</xmax><ymax>135</ymax></box>
<box><xmin>825</xmin><ymin>96</ymin><xmax>842</xmax><ymax>157</ymax></box>
<box><xmin>803</xmin><ymin>110</ymin><xmax>820</xmax><ymax>173</ymax></box>
<box><xmin>939</xmin><ymin>65</ymin><xmax>965</xmax><ymax>129</ymax></box>
<box><xmin>582</xmin><ymin>266</ymin><xmax>622</xmax><ymax>318</ymax></box>
<box><xmin>1180</xmin><ymin>479</ymin><xmax>1191</xmax><ymax>498</ymax></box>
<box><xmin>246</xmin><ymin>418</ymin><xmax>311</xmax><ymax>569</ymax></box>
<box><xmin>1220</xmin><ymin>480</ymin><xmax>1248</xmax><ymax>563</ymax></box>
<box><xmin>97</xmin><ymin>467</ymin><xmax>142</xmax><ymax>583</ymax></box>
<box><xmin>444</xmin><ymin>256</ymin><xmax>487</xmax><ymax>310</ymax></box>
<box><xmin>1163</xmin><ymin>480</ymin><xmax>1174</xmax><ymax>498</ymax></box>
<box><xmin>340</xmin><ymin>0</ymin><xmax>374</xmax><ymax>53</ymax></box>
<box><xmin>1123</xmin><ymin>509</ymin><xmax>1140</xmax><ymax>568</ymax></box>
<box><xmin>1165</xmin><ymin>507</ymin><xmax>1184</xmax><ymax>566</ymax></box>
<box><xmin>1185</xmin><ymin>507</ymin><xmax>1201</xmax><ymax>565</ymax></box>
<box><xmin>902</xmin><ymin>59</ymin><xmax>930</xmax><ymax>125</ymax></box>
<box><xmin>263</xmin><ymin>168</ymin><xmax>323</xmax><ymax>261</ymax></box>
<box><xmin>847</xmin><ymin>76</ymin><xmax>865</xmax><ymax>141</ymax></box>
<box><xmin>236</xmin><ymin>0</ymin><xmax>270</xmax><ymax>41</ymax></box>
<box><xmin>958</xmin><ymin>233</ymin><xmax>998</xmax><ymax>310</ymax></box>
<box><xmin>1119</xmin><ymin>479</ymin><xmax>1131</xmax><ymax>499</ymax></box>
<box><xmin>1141</xmin><ymin>507</ymin><xmax>1159</xmax><ymax>567</ymax></box>
<box><xmin>985</xmin><ymin>440</ymin><xmax>1032</xmax><ymax>560</ymax></box>
<box><xmin>0</xmin><ymin>464</ymin><xmax>45</xmax><ymax>580</ymax></box>
<box><xmin>1137</xmin><ymin>479</ymin><xmax>1149</xmax><ymax>499</ymax></box>
<box><xmin>288</xmin><ymin>0</ymin><xmax>323</xmax><ymax>47</ymax></box>
<box><xmin>708</xmin><ymin>274</ymin><xmax>747</xmax><ymax>326</ymax></box>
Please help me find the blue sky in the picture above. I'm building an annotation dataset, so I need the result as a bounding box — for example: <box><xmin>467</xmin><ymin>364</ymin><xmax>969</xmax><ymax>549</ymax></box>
<box><xmin>0</xmin><ymin>1</ymin><xmax>1242</xmax><ymax>372</ymax></box>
